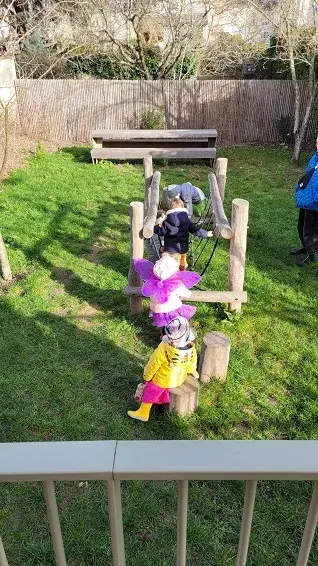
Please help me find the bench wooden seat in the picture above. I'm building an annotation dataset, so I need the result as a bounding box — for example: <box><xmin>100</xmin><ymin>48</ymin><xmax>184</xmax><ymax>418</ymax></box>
<box><xmin>91</xmin><ymin>147</ymin><xmax>216</xmax><ymax>163</ymax></box>
<box><xmin>92</xmin><ymin>129</ymin><xmax>217</xmax><ymax>149</ymax></box>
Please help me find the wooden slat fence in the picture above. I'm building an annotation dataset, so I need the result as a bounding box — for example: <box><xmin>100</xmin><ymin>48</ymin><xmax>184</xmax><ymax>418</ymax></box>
<box><xmin>14</xmin><ymin>79</ymin><xmax>316</xmax><ymax>145</ymax></box>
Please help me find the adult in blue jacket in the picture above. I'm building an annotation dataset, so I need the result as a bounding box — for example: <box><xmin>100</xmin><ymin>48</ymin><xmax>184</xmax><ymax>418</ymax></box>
<box><xmin>293</xmin><ymin>138</ymin><xmax>318</xmax><ymax>266</ymax></box>
<box><xmin>163</xmin><ymin>182</ymin><xmax>206</xmax><ymax>217</ymax></box>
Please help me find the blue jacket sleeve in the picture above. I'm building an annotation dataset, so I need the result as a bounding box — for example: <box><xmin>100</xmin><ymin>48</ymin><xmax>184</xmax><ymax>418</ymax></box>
<box><xmin>154</xmin><ymin>224</ymin><xmax>167</xmax><ymax>236</ymax></box>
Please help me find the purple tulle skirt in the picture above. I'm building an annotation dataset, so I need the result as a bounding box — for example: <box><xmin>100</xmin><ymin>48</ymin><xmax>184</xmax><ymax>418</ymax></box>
<box><xmin>150</xmin><ymin>305</ymin><xmax>196</xmax><ymax>327</ymax></box>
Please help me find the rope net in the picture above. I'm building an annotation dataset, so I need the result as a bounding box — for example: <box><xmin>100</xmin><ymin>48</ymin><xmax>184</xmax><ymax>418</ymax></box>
<box><xmin>188</xmin><ymin>197</ymin><xmax>219</xmax><ymax>278</ymax></box>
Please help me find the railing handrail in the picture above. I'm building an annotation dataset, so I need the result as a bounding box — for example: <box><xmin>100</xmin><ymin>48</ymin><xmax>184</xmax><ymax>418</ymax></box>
<box><xmin>1</xmin><ymin>440</ymin><xmax>318</xmax><ymax>482</ymax></box>
<box><xmin>0</xmin><ymin>440</ymin><xmax>116</xmax><ymax>482</ymax></box>
<box><xmin>1</xmin><ymin>440</ymin><xmax>318</xmax><ymax>566</ymax></box>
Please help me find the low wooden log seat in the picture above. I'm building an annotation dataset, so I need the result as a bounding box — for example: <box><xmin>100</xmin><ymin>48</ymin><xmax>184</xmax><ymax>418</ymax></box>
<box><xmin>169</xmin><ymin>374</ymin><xmax>200</xmax><ymax>416</ymax></box>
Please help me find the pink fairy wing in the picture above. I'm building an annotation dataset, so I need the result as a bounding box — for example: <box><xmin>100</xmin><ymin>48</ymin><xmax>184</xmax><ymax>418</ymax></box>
<box><xmin>178</xmin><ymin>271</ymin><xmax>201</xmax><ymax>289</ymax></box>
<box><xmin>141</xmin><ymin>277</ymin><xmax>159</xmax><ymax>297</ymax></box>
<box><xmin>134</xmin><ymin>259</ymin><xmax>154</xmax><ymax>281</ymax></box>
<box><xmin>156</xmin><ymin>275</ymin><xmax>183</xmax><ymax>303</ymax></box>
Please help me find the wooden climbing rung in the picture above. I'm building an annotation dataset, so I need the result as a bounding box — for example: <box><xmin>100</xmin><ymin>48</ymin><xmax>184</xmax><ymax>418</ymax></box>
<box><xmin>124</xmin><ymin>286</ymin><xmax>247</xmax><ymax>304</ymax></box>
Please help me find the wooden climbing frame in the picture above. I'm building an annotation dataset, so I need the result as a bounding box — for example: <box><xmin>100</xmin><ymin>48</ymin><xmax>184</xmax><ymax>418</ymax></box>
<box><xmin>124</xmin><ymin>154</ymin><xmax>249</xmax><ymax>313</ymax></box>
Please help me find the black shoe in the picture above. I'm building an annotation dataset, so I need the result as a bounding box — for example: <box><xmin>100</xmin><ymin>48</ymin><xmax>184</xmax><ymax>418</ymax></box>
<box><xmin>297</xmin><ymin>254</ymin><xmax>315</xmax><ymax>267</ymax></box>
<box><xmin>290</xmin><ymin>247</ymin><xmax>307</xmax><ymax>256</ymax></box>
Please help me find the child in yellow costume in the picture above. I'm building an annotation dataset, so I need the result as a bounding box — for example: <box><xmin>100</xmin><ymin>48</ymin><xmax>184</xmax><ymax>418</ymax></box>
<box><xmin>128</xmin><ymin>316</ymin><xmax>198</xmax><ymax>422</ymax></box>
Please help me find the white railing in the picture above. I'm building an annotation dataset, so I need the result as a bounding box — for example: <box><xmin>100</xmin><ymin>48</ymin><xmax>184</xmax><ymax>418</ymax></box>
<box><xmin>0</xmin><ymin>440</ymin><xmax>318</xmax><ymax>566</ymax></box>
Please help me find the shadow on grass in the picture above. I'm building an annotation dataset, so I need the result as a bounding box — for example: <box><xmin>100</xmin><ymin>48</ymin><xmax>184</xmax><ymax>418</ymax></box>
<box><xmin>0</xmin><ymin>300</ymin><xmax>196</xmax><ymax>443</ymax></box>
<box><xmin>8</xmin><ymin>199</ymin><xmax>131</xmax><ymax>278</ymax></box>
<box><xmin>60</xmin><ymin>146</ymin><xmax>92</xmax><ymax>163</ymax></box>
<box><xmin>0</xmin><ymin>301</ymin><xmax>316</xmax><ymax>566</ymax></box>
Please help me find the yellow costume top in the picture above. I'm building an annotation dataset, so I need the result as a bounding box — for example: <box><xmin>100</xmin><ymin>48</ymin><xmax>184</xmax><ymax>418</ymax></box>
<box><xmin>143</xmin><ymin>341</ymin><xmax>197</xmax><ymax>389</ymax></box>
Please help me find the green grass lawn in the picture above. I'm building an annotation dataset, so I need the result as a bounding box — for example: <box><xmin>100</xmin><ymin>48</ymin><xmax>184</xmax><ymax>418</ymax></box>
<box><xmin>0</xmin><ymin>147</ymin><xmax>317</xmax><ymax>565</ymax></box>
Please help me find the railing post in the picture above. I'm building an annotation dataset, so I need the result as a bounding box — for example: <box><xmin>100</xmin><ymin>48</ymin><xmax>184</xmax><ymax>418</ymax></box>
<box><xmin>107</xmin><ymin>480</ymin><xmax>126</xmax><ymax>566</ymax></box>
<box><xmin>228</xmin><ymin>198</ymin><xmax>249</xmax><ymax>311</ymax></box>
<box><xmin>177</xmin><ymin>480</ymin><xmax>188</xmax><ymax>566</ymax></box>
<box><xmin>236</xmin><ymin>480</ymin><xmax>257</xmax><ymax>566</ymax></box>
<box><xmin>0</xmin><ymin>536</ymin><xmax>9</xmax><ymax>566</ymax></box>
<box><xmin>43</xmin><ymin>481</ymin><xmax>67</xmax><ymax>566</ymax></box>
<box><xmin>215</xmin><ymin>157</ymin><xmax>228</xmax><ymax>203</ymax></box>
<box><xmin>128</xmin><ymin>201</ymin><xmax>144</xmax><ymax>314</ymax></box>
<box><xmin>296</xmin><ymin>481</ymin><xmax>318</xmax><ymax>566</ymax></box>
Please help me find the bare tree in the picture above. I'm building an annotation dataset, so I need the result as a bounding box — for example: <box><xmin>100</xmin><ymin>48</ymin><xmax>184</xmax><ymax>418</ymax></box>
<box><xmin>86</xmin><ymin>0</ymin><xmax>216</xmax><ymax>79</ymax></box>
<box><xmin>0</xmin><ymin>0</ymin><xmax>92</xmax><ymax>180</ymax></box>
<box><xmin>200</xmin><ymin>30</ymin><xmax>266</xmax><ymax>78</ymax></box>
<box><xmin>246</xmin><ymin>0</ymin><xmax>318</xmax><ymax>164</ymax></box>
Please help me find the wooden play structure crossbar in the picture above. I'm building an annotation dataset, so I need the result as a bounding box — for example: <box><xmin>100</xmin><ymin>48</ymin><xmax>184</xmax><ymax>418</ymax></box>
<box><xmin>125</xmin><ymin>287</ymin><xmax>247</xmax><ymax>304</ymax></box>
<box><xmin>91</xmin><ymin>129</ymin><xmax>217</xmax><ymax>163</ymax></box>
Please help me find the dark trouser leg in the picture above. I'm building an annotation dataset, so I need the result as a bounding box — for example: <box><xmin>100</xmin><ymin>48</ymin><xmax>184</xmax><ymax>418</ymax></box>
<box><xmin>144</xmin><ymin>236</ymin><xmax>161</xmax><ymax>263</ymax></box>
<box><xmin>298</xmin><ymin>209</ymin><xmax>306</xmax><ymax>246</ymax></box>
<box><xmin>303</xmin><ymin>210</ymin><xmax>318</xmax><ymax>254</ymax></box>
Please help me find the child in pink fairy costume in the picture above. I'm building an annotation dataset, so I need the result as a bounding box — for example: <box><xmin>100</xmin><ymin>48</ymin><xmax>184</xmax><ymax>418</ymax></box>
<box><xmin>134</xmin><ymin>254</ymin><xmax>200</xmax><ymax>327</ymax></box>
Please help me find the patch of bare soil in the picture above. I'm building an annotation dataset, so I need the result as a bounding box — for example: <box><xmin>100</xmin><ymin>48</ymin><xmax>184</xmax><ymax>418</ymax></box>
<box><xmin>78</xmin><ymin>305</ymin><xmax>104</xmax><ymax>318</ymax></box>
<box><xmin>89</xmin><ymin>238</ymin><xmax>117</xmax><ymax>264</ymax></box>
<box><xmin>0</xmin><ymin>118</ymin><xmax>74</xmax><ymax>178</ymax></box>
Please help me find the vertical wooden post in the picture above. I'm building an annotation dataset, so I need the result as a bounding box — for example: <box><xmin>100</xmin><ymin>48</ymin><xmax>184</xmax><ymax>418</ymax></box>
<box><xmin>107</xmin><ymin>479</ymin><xmax>126</xmax><ymax>566</ymax></box>
<box><xmin>0</xmin><ymin>232</ymin><xmax>12</xmax><ymax>282</ymax></box>
<box><xmin>43</xmin><ymin>481</ymin><xmax>67</xmax><ymax>566</ymax></box>
<box><xmin>228</xmin><ymin>199</ymin><xmax>249</xmax><ymax>312</ymax></box>
<box><xmin>143</xmin><ymin>156</ymin><xmax>153</xmax><ymax>217</ymax></box>
<box><xmin>128</xmin><ymin>201</ymin><xmax>144</xmax><ymax>314</ymax></box>
<box><xmin>215</xmin><ymin>158</ymin><xmax>228</xmax><ymax>203</ymax></box>
<box><xmin>198</xmin><ymin>332</ymin><xmax>231</xmax><ymax>383</ymax></box>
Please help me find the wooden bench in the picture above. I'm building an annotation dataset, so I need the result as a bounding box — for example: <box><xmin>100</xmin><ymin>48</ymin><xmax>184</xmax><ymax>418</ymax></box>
<box><xmin>91</xmin><ymin>129</ymin><xmax>217</xmax><ymax>163</ymax></box>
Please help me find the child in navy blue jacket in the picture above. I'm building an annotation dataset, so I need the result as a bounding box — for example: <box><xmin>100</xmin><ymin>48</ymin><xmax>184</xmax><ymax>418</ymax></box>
<box><xmin>154</xmin><ymin>197</ymin><xmax>213</xmax><ymax>270</ymax></box>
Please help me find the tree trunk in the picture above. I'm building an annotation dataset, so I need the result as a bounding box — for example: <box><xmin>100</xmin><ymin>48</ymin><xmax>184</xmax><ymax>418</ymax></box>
<box><xmin>293</xmin><ymin>91</ymin><xmax>316</xmax><ymax>164</ymax></box>
<box><xmin>0</xmin><ymin>105</ymin><xmax>9</xmax><ymax>180</ymax></box>
<box><xmin>292</xmin><ymin>75</ymin><xmax>317</xmax><ymax>165</ymax></box>
<box><xmin>0</xmin><ymin>231</ymin><xmax>12</xmax><ymax>282</ymax></box>
<box><xmin>289</xmin><ymin>46</ymin><xmax>301</xmax><ymax>164</ymax></box>
<box><xmin>293</xmin><ymin>133</ymin><xmax>302</xmax><ymax>165</ymax></box>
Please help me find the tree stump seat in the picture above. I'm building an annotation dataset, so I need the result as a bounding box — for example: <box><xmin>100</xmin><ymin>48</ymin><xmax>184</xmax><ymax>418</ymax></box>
<box><xmin>169</xmin><ymin>374</ymin><xmax>200</xmax><ymax>416</ymax></box>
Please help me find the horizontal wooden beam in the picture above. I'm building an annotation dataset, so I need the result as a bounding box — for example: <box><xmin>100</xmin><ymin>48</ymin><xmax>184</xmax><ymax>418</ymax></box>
<box><xmin>208</xmin><ymin>172</ymin><xmax>232</xmax><ymax>239</ymax></box>
<box><xmin>124</xmin><ymin>286</ymin><xmax>247</xmax><ymax>304</ymax></box>
<box><xmin>91</xmin><ymin>147</ymin><xmax>216</xmax><ymax>161</ymax></box>
<box><xmin>143</xmin><ymin>171</ymin><xmax>161</xmax><ymax>238</ymax></box>
<box><xmin>92</xmin><ymin>129</ymin><xmax>217</xmax><ymax>140</ymax></box>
